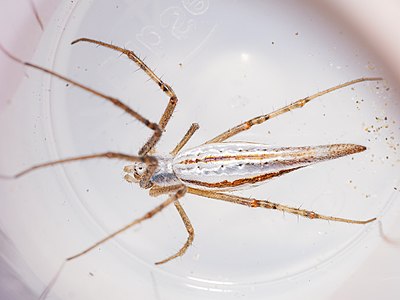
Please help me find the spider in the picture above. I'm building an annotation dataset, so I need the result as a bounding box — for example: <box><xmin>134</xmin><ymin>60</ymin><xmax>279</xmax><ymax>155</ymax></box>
<box><xmin>0</xmin><ymin>38</ymin><xmax>380</xmax><ymax>269</ymax></box>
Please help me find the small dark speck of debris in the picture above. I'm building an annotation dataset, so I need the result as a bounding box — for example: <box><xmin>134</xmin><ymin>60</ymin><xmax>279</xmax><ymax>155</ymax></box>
<box><xmin>271</xmin><ymin>41</ymin><xmax>275</xmax><ymax>45</ymax></box>
<box><xmin>66</xmin><ymin>83</ymin><xmax>70</xmax><ymax>87</ymax></box>
<box><xmin>179</xmin><ymin>63</ymin><xmax>183</xmax><ymax>67</ymax></box>
<box><xmin>86</xmin><ymin>189</ymin><xmax>90</xmax><ymax>192</ymax></box>
<box><xmin>295</xmin><ymin>32</ymin><xmax>299</xmax><ymax>36</ymax></box>
<box><xmin>395</xmin><ymin>187</ymin><xmax>398</xmax><ymax>191</ymax></box>
<box><xmin>89</xmin><ymin>272</ymin><xmax>94</xmax><ymax>277</ymax></box>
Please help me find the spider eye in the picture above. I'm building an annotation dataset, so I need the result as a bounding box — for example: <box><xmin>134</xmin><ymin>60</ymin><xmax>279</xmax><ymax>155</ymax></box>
<box><xmin>133</xmin><ymin>163</ymin><xmax>146</xmax><ymax>176</ymax></box>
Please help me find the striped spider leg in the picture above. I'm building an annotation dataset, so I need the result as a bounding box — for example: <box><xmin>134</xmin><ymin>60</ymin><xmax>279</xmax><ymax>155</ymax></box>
<box><xmin>205</xmin><ymin>77</ymin><xmax>382</xmax><ymax>144</ymax></box>
<box><xmin>0</xmin><ymin>39</ymin><xmax>381</xmax><ymax>298</ymax></box>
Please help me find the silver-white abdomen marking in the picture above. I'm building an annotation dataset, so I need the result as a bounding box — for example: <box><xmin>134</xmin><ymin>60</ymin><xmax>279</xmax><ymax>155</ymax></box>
<box><xmin>172</xmin><ymin>142</ymin><xmax>365</xmax><ymax>191</ymax></box>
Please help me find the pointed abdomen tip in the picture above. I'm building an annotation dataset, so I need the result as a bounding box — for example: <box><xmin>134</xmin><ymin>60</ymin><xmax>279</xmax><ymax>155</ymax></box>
<box><xmin>340</xmin><ymin>144</ymin><xmax>367</xmax><ymax>155</ymax></box>
<box><xmin>327</xmin><ymin>143</ymin><xmax>367</xmax><ymax>159</ymax></box>
<box><xmin>354</xmin><ymin>144</ymin><xmax>367</xmax><ymax>153</ymax></box>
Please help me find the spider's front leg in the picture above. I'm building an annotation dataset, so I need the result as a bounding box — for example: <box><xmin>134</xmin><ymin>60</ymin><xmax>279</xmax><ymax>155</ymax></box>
<box><xmin>71</xmin><ymin>38</ymin><xmax>181</xmax><ymax>155</ymax></box>
<box><xmin>0</xmin><ymin>43</ymin><xmax>164</xmax><ymax>158</ymax></box>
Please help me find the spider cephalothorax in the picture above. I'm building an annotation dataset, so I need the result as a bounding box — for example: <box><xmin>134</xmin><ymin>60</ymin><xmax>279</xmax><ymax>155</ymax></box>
<box><xmin>124</xmin><ymin>155</ymin><xmax>181</xmax><ymax>188</ymax></box>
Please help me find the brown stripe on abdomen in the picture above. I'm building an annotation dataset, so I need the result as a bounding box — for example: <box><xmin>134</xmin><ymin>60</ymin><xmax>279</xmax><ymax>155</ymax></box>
<box><xmin>181</xmin><ymin>167</ymin><xmax>302</xmax><ymax>189</ymax></box>
<box><xmin>177</xmin><ymin>149</ymin><xmax>317</xmax><ymax>165</ymax></box>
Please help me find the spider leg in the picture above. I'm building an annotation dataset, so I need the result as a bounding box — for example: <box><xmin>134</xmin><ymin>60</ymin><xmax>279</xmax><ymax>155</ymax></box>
<box><xmin>0</xmin><ymin>152</ymin><xmax>157</xmax><ymax>189</ymax></box>
<box><xmin>28</xmin><ymin>0</ymin><xmax>43</xmax><ymax>30</ymax></box>
<box><xmin>39</xmin><ymin>190</ymin><xmax>183</xmax><ymax>300</ymax></box>
<box><xmin>149</xmin><ymin>184</ymin><xmax>184</xmax><ymax>197</ymax></box>
<box><xmin>0</xmin><ymin>44</ymin><xmax>162</xmax><ymax>157</ymax></box>
<box><xmin>187</xmin><ymin>187</ymin><xmax>376</xmax><ymax>224</ymax></box>
<box><xmin>170</xmin><ymin>123</ymin><xmax>200</xmax><ymax>156</ymax></box>
<box><xmin>66</xmin><ymin>188</ymin><xmax>185</xmax><ymax>261</ymax></box>
<box><xmin>155</xmin><ymin>199</ymin><xmax>194</xmax><ymax>265</ymax></box>
<box><xmin>205</xmin><ymin>77</ymin><xmax>383</xmax><ymax>144</ymax></box>
<box><xmin>65</xmin><ymin>185</ymin><xmax>188</xmax><ymax>263</ymax></box>
<box><xmin>148</xmin><ymin>185</ymin><xmax>194</xmax><ymax>265</ymax></box>
<box><xmin>71</xmin><ymin>38</ymin><xmax>180</xmax><ymax>154</ymax></box>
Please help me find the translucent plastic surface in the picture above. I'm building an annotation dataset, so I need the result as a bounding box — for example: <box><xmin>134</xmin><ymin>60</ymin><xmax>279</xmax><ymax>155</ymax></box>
<box><xmin>1</xmin><ymin>1</ymin><xmax>399</xmax><ymax>299</ymax></box>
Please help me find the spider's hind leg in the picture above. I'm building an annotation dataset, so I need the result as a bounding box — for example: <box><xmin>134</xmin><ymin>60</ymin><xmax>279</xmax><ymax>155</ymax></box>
<box><xmin>188</xmin><ymin>188</ymin><xmax>376</xmax><ymax>225</ymax></box>
<box><xmin>206</xmin><ymin>77</ymin><xmax>383</xmax><ymax>144</ymax></box>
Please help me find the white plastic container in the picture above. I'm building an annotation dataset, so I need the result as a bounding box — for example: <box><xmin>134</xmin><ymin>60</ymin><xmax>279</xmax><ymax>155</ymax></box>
<box><xmin>1</xmin><ymin>1</ymin><xmax>399</xmax><ymax>299</ymax></box>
